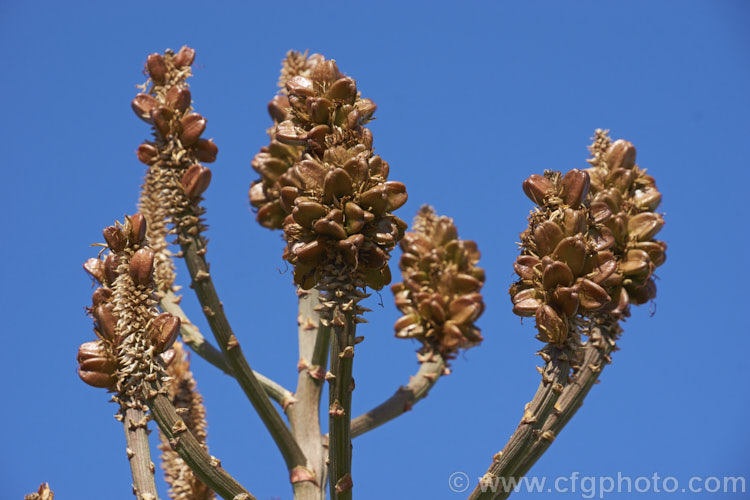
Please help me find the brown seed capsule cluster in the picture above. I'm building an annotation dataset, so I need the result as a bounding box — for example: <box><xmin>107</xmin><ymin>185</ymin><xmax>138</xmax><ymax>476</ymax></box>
<box><xmin>585</xmin><ymin>130</ymin><xmax>667</xmax><ymax>314</ymax></box>
<box><xmin>256</xmin><ymin>54</ymin><xmax>408</xmax><ymax>291</ymax></box>
<box><xmin>79</xmin><ymin>214</ymin><xmax>179</xmax><ymax>407</ymax></box>
<box><xmin>133</xmin><ymin>46</ymin><xmax>216</xmax><ymax>293</ymax></box>
<box><xmin>392</xmin><ymin>206</ymin><xmax>485</xmax><ymax>358</ymax></box>
<box><xmin>250</xmin><ymin>51</ymin><xmax>322</xmax><ymax>229</ymax></box>
<box><xmin>510</xmin><ymin>132</ymin><xmax>666</xmax><ymax>348</ymax></box>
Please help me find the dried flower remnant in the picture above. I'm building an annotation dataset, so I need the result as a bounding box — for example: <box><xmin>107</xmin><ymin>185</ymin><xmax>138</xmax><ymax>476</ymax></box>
<box><xmin>159</xmin><ymin>341</ymin><xmax>214</xmax><ymax>500</ymax></box>
<box><xmin>392</xmin><ymin>206</ymin><xmax>485</xmax><ymax>359</ymax></box>
<box><xmin>133</xmin><ymin>46</ymin><xmax>216</xmax><ymax>294</ymax></box>
<box><xmin>273</xmin><ymin>55</ymin><xmax>407</xmax><ymax>291</ymax></box>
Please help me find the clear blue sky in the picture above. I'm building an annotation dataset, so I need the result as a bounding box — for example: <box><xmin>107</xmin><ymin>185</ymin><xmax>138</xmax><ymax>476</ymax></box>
<box><xmin>2</xmin><ymin>1</ymin><xmax>748</xmax><ymax>499</ymax></box>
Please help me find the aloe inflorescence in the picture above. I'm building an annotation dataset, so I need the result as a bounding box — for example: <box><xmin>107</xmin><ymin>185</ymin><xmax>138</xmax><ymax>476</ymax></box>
<box><xmin>80</xmin><ymin>214</ymin><xmax>180</xmax><ymax>408</ymax></box>
<box><xmin>251</xmin><ymin>51</ymin><xmax>408</xmax><ymax>295</ymax></box>
<box><xmin>510</xmin><ymin>130</ymin><xmax>666</xmax><ymax>360</ymax></box>
<box><xmin>392</xmin><ymin>206</ymin><xmax>486</xmax><ymax>359</ymax></box>
<box><xmin>132</xmin><ymin>46</ymin><xmax>216</xmax><ymax>294</ymax></box>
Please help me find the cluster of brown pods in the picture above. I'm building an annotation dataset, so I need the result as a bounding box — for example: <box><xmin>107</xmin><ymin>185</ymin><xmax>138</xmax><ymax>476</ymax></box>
<box><xmin>392</xmin><ymin>206</ymin><xmax>486</xmax><ymax>358</ymax></box>
<box><xmin>79</xmin><ymin>214</ymin><xmax>179</xmax><ymax>399</ymax></box>
<box><xmin>510</xmin><ymin>131</ymin><xmax>666</xmax><ymax>349</ymax></box>
<box><xmin>131</xmin><ymin>46</ymin><xmax>217</xmax><ymax>293</ymax></box>
<box><xmin>250</xmin><ymin>52</ymin><xmax>407</xmax><ymax>291</ymax></box>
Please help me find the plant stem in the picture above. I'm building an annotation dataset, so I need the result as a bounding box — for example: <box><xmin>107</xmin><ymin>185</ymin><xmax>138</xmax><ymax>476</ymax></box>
<box><xmin>328</xmin><ymin>305</ymin><xmax>355</xmax><ymax>500</ymax></box>
<box><xmin>289</xmin><ymin>289</ymin><xmax>331</xmax><ymax>500</ymax></box>
<box><xmin>144</xmin><ymin>385</ymin><xmax>255</xmax><ymax>500</ymax></box>
<box><xmin>178</xmin><ymin>232</ymin><xmax>307</xmax><ymax>476</ymax></box>
<box><xmin>350</xmin><ymin>350</ymin><xmax>445</xmax><ymax>438</ymax></box>
<box><xmin>160</xmin><ymin>290</ymin><xmax>296</xmax><ymax>408</ymax></box>
<box><xmin>122</xmin><ymin>407</ymin><xmax>159</xmax><ymax>500</ymax></box>
<box><xmin>511</xmin><ymin>325</ymin><xmax>616</xmax><ymax>483</ymax></box>
<box><xmin>468</xmin><ymin>348</ymin><xmax>569</xmax><ymax>500</ymax></box>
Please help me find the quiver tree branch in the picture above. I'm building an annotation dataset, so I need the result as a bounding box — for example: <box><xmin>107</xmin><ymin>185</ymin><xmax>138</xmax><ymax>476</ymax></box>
<box><xmin>123</xmin><ymin>407</ymin><xmax>160</xmax><ymax>500</ymax></box>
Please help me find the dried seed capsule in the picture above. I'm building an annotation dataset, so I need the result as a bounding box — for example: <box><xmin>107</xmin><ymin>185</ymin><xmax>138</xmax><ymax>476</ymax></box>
<box><xmin>79</xmin><ymin>356</ymin><xmax>117</xmax><ymax>375</ymax></box>
<box><xmin>313</xmin><ymin>219</ymin><xmax>348</xmax><ymax>240</ymax></box>
<box><xmin>577</xmin><ymin>279</ymin><xmax>611</xmax><ymax>311</ymax></box>
<box><xmin>160</xmin><ymin>348</ymin><xmax>177</xmax><ymax>366</ymax></box>
<box><xmin>292</xmin><ymin>200</ymin><xmax>328</xmax><ymax>228</ymax></box>
<box><xmin>535</xmin><ymin>305</ymin><xmax>568</xmax><ymax>344</ymax></box>
<box><xmin>293</xmin><ymin>240</ymin><xmax>325</xmax><ymax>265</ymax></box>
<box><xmin>78</xmin><ymin>368</ymin><xmax>116</xmax><ymax>389</ymax></box>
<box><xmin>552</xmin><ymin>286</ymin><xmax>579</xmax><ymax>317</ymax></box>
<box><xmin>635</xmin><ymin>241</ymin><xmax>667</xmax><ymax>267</ymax></box>
<box><xmin>151</xmin><ymin>106</ymin><xmax>173</xmax><ymax>137</ymax></box>
<box><xmin>268</xmin><ymin>95</ymin><xmax>290</xmax><ymax>122</ymax></box>
<box><xmin>560</xmin><ymin>169</ymin><xmax>590</xmax><ymax>209</ymax></box>
<box><xmin>628</xmin><ymin>278</ymin><xmax>656</xmax><ymax>305</ymax></box>
<box><xmin>166</xmin><ymin>86</ymin><xmax>191</xmax><ymax>113</ymax></box>
<box><xmin>355</xmin><ymin>98</ymin><xmax>377</xmax><ymax>121</ymax></box>
<box><xmin>136</xmin><ymin>143</ymin><xmax>159</xmax><ymax>165</ymax></box>
<box><xmin>608</xmin><ymin>168</ymin><xmax>634</xmax><ymax>193</ymax></box>
<box><xmin>103</xmin><ymin>253</ymin><xmax>120</xmax><ymax>285</ymax></box>
<box><xmin>628</xmin><ymin>212</ymin><xmax>665</xmax><ymax>241</ymax></box>
<box><xmin>590</xmin><ymin>201</ymin><xmax>612</xmax><ymax>224</ymax></box>
<box><xmin>103</xmin><ymin>226</ymin><xmax>127</xmax><ymax>253</ymax></box>
<box><xmin>513</xmin><ymin>255</ymin><xmax>540</xmax><ymax>280</ymax></box>
<box><xmin>149</xmin><ymin>313</ymin><xmax>181</xmax><ymax>352</ymax></box>
<box><xmin>605</xmin><ymin>139</ymin><xmax>636</xmax><ymax>170</ymax></box>
<box><xmin>338</xmin><ymin>234</ymin><xmax>364</xmax><ymax>266</ymax></box>
<box><xmin>91</xmin><ymin>287</ymin><xmax>113</xmax><ymax>308</ymax></box>
<box><xmin>552</xmin><ymin>236</ymin><xmax>588</xmax><ymax>276</ymax></box>
<box><xmin>93</xmin><ymin>303</ymin><xmax>119</xmax><ymax>344</ymax></box>
<box><xmin>78</xmin><ymin>340</ymin><xmax>110</xmax><ymax>363</ymax></box>
<box><xmin>193</xmin><ymin>139</ymin><xmax>218</xmax><ymax>163</ymax></box>
<box><xmin>181</xmin><ymin>164</ymin><xmax>212</xmax><ymax>199</ymax></box>
<box><xmin>276</xmin><ymin>120</ymin><xmax>307</xmax><ymax>145</ymax></box>
<box><xmin>132</xmin><ymin>94</ymin><xmax>159</xmax><ymax>122</ymax></box>
<box><xmin>522</xmin><ymin>174</ymin><xmax>555</xmax><ymax>205</ymax></box>
<box><xmin>286</xmin><ymin>76</ymin><xmax>315</xmax><ymax>97</ymax></box>
<box><xmin>180</xmin><ymin>113</ymin><xmax>206</xmax><ymax>147</ymax></box>
<box><xmin>513</xmin><ymin>297</ymin><xmax>543</xmax><ymax>317</ymax></box>
<box><xmin>323</xmin><ymin>168</ymin><xmax>354</xmax><ymax>202</ymax></box>
<box><xmin>542</xmin><ymin>261</ymin><xmax>574</xmax><ymax>290</ymax></box>
<box><xmin>327</xmin><ymin>77</ymin><xmax>357</xmax><ymax>103</ymax></box>
<box><xmin>533</xmin><ymin>221</ymin><xmax>564</xmax><ymax>256</ymax></box>
<box><xmin>562</xmin><ymin>208</ymin><xmax>586</xmax><ymax>236</ymax></box>
<box><xmin>128</xmin><ymin>213</ymin><xmax>147</xmax><ymax>246</ymax></box>
<box><xmin>174</xmin><ymin>46</ymin><xmax>196</xmax><ymax>68</ymax></box>
<box><xmin>633</xmin><ymin>187</ymin><xmax>662</xmax><ymax>211</ymax></box>
<box><xmin>129</xmin><ymin>248</ymin><xmax>154</xmax><ymax>285</ymax></box>
<box><xmin>83</xmin><ymin>258</ymin><xmax>105</xmax><ymax>283</ymax></box>
<box><xmin>146</xmin><ymin>53</ymin><xmax>167</xmax><ymax>84</ymax></box>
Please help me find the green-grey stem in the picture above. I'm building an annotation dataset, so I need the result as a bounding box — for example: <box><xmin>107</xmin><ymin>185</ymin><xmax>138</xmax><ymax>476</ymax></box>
<box><xmin>122</xmin><ymin>407</ymin><xmax>159</xmax><ymax>500</ymax></box>
<box><xmin>328</xmin><ymin>305</ymin><xmax>355</xmax><ymax>500</ymax></box>
<box><xmin>178</xmin><ymin>232</ymin><xmax>307</xmax><ymax>476</ymax></box>
<box><xmin>350</xmin><ymin>351</ymin><xmax>445</xmax><ymax>438</ymax></box>
<box><xmin>289</xmin><ymin>289</ymin><xmax>331</xmax><ymax>500</ymax></box>
<box><xmin>160</xmin><ymin>291</ymin><xmax>295</xmax><ymax>408</ymax></box>
<box><xmin>144</xmin><ymin>385</ymin><xmax>255</xmax><ymax>500</ymax></box>
<box><xmin>468</xmin><ymin>348</ymin><xmax>570</xmax><ymax>500</ymax></box>
<box><xmin>512</xmin><ymin>325</ymin><xmax>616</xmax><ymax>483</ymax></box>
